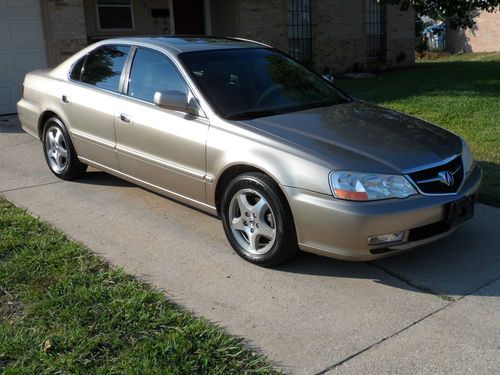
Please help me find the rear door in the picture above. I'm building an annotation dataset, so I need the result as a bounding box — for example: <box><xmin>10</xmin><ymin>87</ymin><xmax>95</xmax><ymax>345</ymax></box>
<box><xmin>64</xmin><ymin>44</ymin><xmax>131</xmax><ymax>169</ymax></box>
<box><xmin>115</xmin><ymin>47</ymin><xmax>208</xmax><ymax>202</ymax></box>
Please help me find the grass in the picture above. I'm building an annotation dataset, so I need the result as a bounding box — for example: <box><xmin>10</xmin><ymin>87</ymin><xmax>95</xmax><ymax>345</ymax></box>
<box><xmin>336</xmin><ymin>52</ymin><xmax>500</xmax><ymax>207</ymax></box>
<box><xmin>0</xmin><ymin>196</ymin><xmax>276</xmax><ymax>374</ymax></box>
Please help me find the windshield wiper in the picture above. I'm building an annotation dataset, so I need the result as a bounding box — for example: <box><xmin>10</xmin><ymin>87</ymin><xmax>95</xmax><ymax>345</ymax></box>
<box><xmin>225</xmin><ymin>110</ymin><xmax>280</xmax><ymax>120</ymax></box>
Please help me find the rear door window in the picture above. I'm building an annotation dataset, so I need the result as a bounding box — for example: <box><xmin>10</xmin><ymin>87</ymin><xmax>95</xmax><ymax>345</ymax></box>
<box><xmin>81</xmin><ymin>45</ymin><xmax>130</xmax><ymax>92</ymax></box>
<box><xmin>127</xmin><ymin>48</ymin><xmax>187</xmax><ymax>103</ymax></box>
<box><xmin>69</xmin><ymin>57</ymin><xmax>85</xmax><ymax>81</ymax></box>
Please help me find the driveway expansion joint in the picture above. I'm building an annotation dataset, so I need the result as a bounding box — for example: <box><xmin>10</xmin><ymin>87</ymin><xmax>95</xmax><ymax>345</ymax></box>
<box><xmin>0</xmin><ymin>180</ymin><xmax>63</xmax><ymax>194</ymax></box>
<box><xmin>314</xmin><ymin>301</ymin><xmax>454</xmax><ymax>375</ymax></box>
<box><xmin>1</xmin><ymin>139</ymin><xmax>38</xmax><ymax>150</ymax></box>
<box><xmin>368</xmin><ymin>262</ymin><xmax>455</xmax><ymax>301</ymax></box>
<box><xmin>314</xmin><ymin>272</ymin><xmax>500</xmax><ymax>374</ymax></box>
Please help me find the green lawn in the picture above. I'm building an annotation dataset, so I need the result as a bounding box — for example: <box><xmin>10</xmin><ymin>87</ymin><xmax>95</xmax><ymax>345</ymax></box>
<box><xmin>0</xmin><ymin>197</ymin><xmax>276</xmax><ymax>374</ymax></box>
<box><xmin>336</xmin><ymin>53</ymin><xmax>500</xmax><ymax>207</ymax></box>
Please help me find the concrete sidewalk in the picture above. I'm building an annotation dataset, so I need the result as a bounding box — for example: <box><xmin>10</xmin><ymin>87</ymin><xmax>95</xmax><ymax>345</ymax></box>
<box><xmin>1</xmin><ymin>117</ymin><xmax>499</xmax><ymax>374</ymax></box>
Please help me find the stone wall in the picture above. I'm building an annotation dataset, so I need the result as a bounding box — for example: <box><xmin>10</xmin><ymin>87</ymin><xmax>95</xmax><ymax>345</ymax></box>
<box><xmin>41</xmin><ymin>0</ymin><xmax>88</xmax><ymax>66</ymax></box>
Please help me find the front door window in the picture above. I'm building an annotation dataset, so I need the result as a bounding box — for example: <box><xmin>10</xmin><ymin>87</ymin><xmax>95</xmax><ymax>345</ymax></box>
<box><xmin>127</xmin><ymin>48</ymin><xmax>188</xmax><ymax>103</ymax></box>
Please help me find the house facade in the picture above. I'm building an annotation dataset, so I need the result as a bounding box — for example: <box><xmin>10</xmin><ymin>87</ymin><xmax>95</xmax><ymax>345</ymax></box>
<box><xmin>446</xmin><ymin>9</ymin><xmax>500</xmax><ymax>53</ymax></box>
<box><xmin>0</xmin><ymin>0</ymin><xmax>415</xmax><ymax>115</ymax></box>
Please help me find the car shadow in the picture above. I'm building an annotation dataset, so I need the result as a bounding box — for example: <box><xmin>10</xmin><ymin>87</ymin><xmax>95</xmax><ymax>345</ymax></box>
<box><xmin>275</xmin><ymin>204</ymin><xmax>500</xmax><ymax>298</ymax></box>
<box><xmin>476</xmin><ymin>161</ymin><xmax>500</xmax><ymax>207</ymax></box>
<box><xmin>0</xmin><ymin>115</ymin><xmax>24</xmax><ymax>133</ymax></box>
<box><xmin>78</xmin><ymin>169</ymin><xmax>500</xmax><ymax>299</ymax></box>
<box><xmin>78</xmin><ymin>170</ymin><xmax>219</xmax><ymax>218</ymax></box>
<box><xmin>78</xmin><ymin>171</ymin><xmax>134</xmax><ymax>188</ymax></box>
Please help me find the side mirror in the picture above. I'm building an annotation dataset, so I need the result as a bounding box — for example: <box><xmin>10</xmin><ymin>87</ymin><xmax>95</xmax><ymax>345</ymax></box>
<box><xmin>154</xmin><ymin>90</ymin><xmax>202</xmax><ymax>116</ymax></box>
<box><xmin>154</xmin><ymin>90</ymin><xmax>188</xmax><ymax>112</ymax></box>
<box><xmin>187</xmin><ymin>97</ymin><xmax>202</xmax><ymax>117</ymax></box>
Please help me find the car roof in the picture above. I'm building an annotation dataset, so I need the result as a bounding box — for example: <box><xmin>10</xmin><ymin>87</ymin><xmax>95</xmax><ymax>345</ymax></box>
<box><xmin>102</xmin><ymin>36</ymin><xmax>269</xmax><ymax>54</ymax></box>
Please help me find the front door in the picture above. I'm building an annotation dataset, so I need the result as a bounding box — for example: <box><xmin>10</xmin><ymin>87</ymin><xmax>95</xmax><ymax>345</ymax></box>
<box><xmin>173</xmin><ymin>0</ymin><xmax>205</xmax><ymax>34</ymax></box>
<box><xmin>115</xmin><ymin>47</ymin><xmax>208</xmax><ymax>203</ymax></box>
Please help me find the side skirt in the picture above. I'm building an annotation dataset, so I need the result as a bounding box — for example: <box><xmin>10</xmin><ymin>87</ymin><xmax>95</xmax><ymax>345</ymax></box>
<box><xmin>78</xmin><ymin>156</ymin><xmax>218</xmax><ymax>217</ymax></box>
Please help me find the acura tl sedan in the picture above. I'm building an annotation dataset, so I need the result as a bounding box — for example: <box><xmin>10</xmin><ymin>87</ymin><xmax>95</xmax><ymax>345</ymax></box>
<box><xmin>17</xmin><ymin>36</ymin><xmax>482</xmax><ymax>266</ymax></box>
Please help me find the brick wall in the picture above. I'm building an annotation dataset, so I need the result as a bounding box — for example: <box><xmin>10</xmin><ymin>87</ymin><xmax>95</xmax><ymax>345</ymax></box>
<box><xmin>310</xmin><ymin>1</ymin><xmax>414</xmax><ymax>73</ymax></box>
<box><xmin>42</xmin><ymin>0</ymin><xmax>87</xmax><ymax>66</ymax></box>
<box><xmin>385</xmin><ymin>4</ymin><xmax>415</xmax><ymax>68</ymax></box>
<box><xmin>236</xmin><ymin>0</ymin><xmax>288</xmax><ymax>52</ymax></box>
<box><xmin>39</xmin><ymin>0</ymin><xmax>416</xmax><ymax>71</ymax></box>
<box><xmin>447</xmin><ymin>9</ymin><xmax>500</xmax><ymax>53</ymax></box>
<box><xmin>234</xmin><ymin>0</ymin><xmax>415</xmax><ymax>74</ymax></box>
<box><xmin>311</xmin><ymin>0</ymin><xmax>366</xmax><ymax>73</ymax></box>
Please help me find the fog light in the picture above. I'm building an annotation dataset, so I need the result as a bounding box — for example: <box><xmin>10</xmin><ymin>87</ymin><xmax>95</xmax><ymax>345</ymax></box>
<box><xmin>367</xmin><ymin>231</ymin><xmax>404</xmax><ymax>245</ymax></box>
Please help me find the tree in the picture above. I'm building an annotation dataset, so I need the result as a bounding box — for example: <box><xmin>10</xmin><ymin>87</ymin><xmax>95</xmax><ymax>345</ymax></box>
<box><xmin>381</xmin><ymin>0</ymin><xmax>500</xmax><ymax>28</ymax></box>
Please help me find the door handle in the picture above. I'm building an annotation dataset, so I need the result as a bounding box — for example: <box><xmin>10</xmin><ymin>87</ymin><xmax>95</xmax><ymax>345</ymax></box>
<box><xmin>119</xmin><ymin>114</ymin><xmax>131</xmax><ymax>123</ymax></box>
<box><xmin>62</xmin><ymin>95</ymin><xmax>70</xmax><ymax>104</ymax></box>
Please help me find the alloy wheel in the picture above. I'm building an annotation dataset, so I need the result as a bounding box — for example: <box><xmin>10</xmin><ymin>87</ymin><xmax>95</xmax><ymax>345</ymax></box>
<box><xmin>228</xmin><ymin>189</ymin><xmax>277</xmax><ymax>255</ymax></box>
<box><xmin>45</xmin><ymin>125</ymin><xmax>68</xmax><ymax>174</ymax></box>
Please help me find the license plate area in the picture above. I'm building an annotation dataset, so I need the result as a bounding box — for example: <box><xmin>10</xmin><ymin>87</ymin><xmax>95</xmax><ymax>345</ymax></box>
<box><xmin>447</xmin><ymin>195</ymin><xmax>475</xmax><ymax>228</ymax></box>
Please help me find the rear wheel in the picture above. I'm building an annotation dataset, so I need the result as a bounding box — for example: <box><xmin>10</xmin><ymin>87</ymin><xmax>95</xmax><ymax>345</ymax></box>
<box><xmin>221</xmin><ymin>172</ymin><xmax>298</xmax><ymax>267</ymax></box>
<box><xmin>43</xmin><ymin>117</ymin><xmax>87</xmax><ymax>180</ymax></box>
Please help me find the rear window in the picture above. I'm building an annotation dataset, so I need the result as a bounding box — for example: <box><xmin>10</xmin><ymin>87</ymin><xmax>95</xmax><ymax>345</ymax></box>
<box><xmin>81</xmin><ymin>45</ymin><xmax>130</xmax><ymax>92</ymax></box>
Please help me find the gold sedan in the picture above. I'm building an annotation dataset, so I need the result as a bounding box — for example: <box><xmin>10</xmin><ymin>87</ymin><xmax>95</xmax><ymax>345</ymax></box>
<box><xmin>18</xmin><ymin>37</ymin><xmax>482</xmax><ymax>266</ymax></box>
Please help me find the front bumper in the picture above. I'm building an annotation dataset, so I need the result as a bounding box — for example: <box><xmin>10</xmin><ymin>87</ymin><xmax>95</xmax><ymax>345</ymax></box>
<box><xmin>283</xmin><ymin>164</ymin><xmax>482</xmax><ymax>261</ymax></box>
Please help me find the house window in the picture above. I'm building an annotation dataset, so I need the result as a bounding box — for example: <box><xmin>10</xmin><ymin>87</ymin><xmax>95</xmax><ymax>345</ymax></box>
<box><xmin>97</xmin><ymin>0</ymin><xmax>133</xmax><ymax>30</ymax></box>
<box><xmin>364</xmin><ymin>0</ymin><xmax>386</xmax><ymax>62</ymax></box>
<box><xmin>287</xmin><ymin>0</ymin><xmax>312</xmax><ymax>64</ymax></box>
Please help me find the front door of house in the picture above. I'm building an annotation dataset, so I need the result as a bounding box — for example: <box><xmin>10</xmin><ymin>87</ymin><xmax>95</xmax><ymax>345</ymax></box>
<box><xmin>173</xmin><ymin>0</ymin><xmax>205</xmax><ymax>35</ymax></box>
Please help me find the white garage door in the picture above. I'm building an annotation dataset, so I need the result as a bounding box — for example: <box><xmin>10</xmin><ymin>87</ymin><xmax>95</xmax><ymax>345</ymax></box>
<box><xmin>0</xmin><ymin>0</ymin><xmax>47</xmax><ymax>115</ymax></box>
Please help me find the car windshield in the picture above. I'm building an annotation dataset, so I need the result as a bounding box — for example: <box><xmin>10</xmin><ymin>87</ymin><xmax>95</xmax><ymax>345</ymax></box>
<box><xmin>179</xmin><ymin>48</ymin><xmax>350</xmax><ymax>120</ymax></box>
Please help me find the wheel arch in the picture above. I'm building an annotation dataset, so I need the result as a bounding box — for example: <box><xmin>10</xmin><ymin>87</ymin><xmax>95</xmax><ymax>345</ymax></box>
<box><xmin>214</xmin><ymin>163</ymin><xmax>289</xmax><ymax>217</ymax></box>
<box><xmin>38</xmin><ymin>110</ymin><xmax>60</xmax><ymax>139</ymax></box>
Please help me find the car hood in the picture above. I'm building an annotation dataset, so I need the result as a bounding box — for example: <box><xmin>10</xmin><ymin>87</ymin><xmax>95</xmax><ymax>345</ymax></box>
<box><xmin>238</xmin><ymin>101</ymin><xmax>462</xmax><ymax>174</ymax></box>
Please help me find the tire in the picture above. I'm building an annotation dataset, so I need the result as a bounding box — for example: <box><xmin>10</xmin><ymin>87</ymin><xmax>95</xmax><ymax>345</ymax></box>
<box><xmin>42</xmin><ymin>117</ymin><xmax>87</xmax><ymax>180</ymax></box>
<box><xmin>221</xmin><ymin>172</ymin><xmax>298</xmax><ymax>267</ymax></box>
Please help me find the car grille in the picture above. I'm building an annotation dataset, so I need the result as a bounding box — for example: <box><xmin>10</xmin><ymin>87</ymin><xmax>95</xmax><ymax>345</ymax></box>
<box><xmin>407</xmin><ymin>156</ymin><xmax>463</xmax><ymax>194</ymax></box>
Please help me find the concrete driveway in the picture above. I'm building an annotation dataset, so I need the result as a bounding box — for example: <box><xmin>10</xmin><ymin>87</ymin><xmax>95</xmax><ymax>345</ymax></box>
<box><xmin>1</xmin><ymin>116</ymin><xmax>499</xmax><ymax>374</ymax></box>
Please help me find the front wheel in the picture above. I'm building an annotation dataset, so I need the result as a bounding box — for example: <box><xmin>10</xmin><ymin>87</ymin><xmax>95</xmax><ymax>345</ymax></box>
<box><xmin>221</xmin><ymin>172</ymin><xmax>298</xmax><ymax>267</ymax></box>
<box><xmin>43</xmin><ymin>117</ymin><xmax>87</xmax><ymax>180</ymax></box>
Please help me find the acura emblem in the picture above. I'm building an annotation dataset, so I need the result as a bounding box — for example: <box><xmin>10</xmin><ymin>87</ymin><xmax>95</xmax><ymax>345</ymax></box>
<box><xmin>438</xmin><ymin>170</ymin><xmax>454</xmax><ymax>186</ymax></box>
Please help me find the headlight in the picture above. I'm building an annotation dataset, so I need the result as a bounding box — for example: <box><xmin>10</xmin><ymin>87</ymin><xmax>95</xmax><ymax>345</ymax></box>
<box><xmin>330</xmin><ymin>171</ymin><xmax>417</xmax><ymax>201</ymax></box>
<box><xmin>461</xmin><ymin>139</ymin><xmax>474</xmax><ymax>176</ymax></box>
